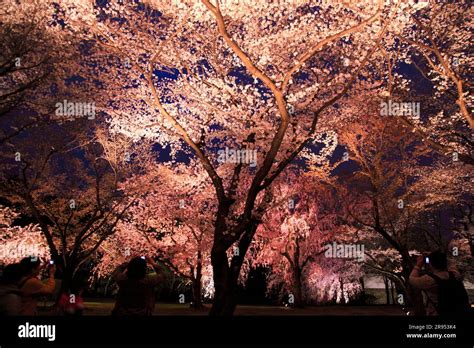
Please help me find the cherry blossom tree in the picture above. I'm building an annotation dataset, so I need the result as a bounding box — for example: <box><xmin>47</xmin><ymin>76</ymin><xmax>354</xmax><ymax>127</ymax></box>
<box><xmin>321</xmin><ymin>95</ymin><xmax>473</xmax><ymax>314</ymax></box>
<box><xmin>2</xmin><ymin>0</ymin><xmax>467</xmax><ymax>315</ymax></box>
<box><xmin>0</xmin><ymin>123</ymin><xmax>135</xmax><ymax>292</ymax></box>
<box><xmin>0</xmin><ymin>1</ymin><xmax>94</xmax><ymax>144</ymax></box>
<box><xmin>452</xmin><ymin>205</ymin><xmax>474</xmax><ymax>258</ymax></box>
<box><xmin>250</xmin><ymin>174</ymin><xmax>360</xmax><ymax>306</ymax></box>
<box><xmin>305</xmin><ymin>256</ymin><xmax>364</xmax><ymax>305</ymax></box>
<box><xmin>43</xmin><ymin>0</ymin><xmax>421</xmax><ymax>316</ymax></box>
<box><xmin>96</xmin><ymin>160</ymin><xmax>215</xmax><ymax>307</ymax></box>
<box><xmin>0</xmin><ymin>205</ymin><xmax>49</xmax><ymax>265</ymax></box>
<box><xmin>398</xmin><ymin>2</ymin><xmax>472</xmax><ymax>129</ymax></box>
<box><xmin>376</xmin><ymin>2</ymin><xmax>473</xmax><ymax>164</ymax></box>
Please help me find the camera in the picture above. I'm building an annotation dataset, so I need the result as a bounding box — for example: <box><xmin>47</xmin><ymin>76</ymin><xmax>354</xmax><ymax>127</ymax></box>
<box><xmin>424</xmin><ymin>256</ymin><xmax>430</xmax><ymax>264</ymax></box>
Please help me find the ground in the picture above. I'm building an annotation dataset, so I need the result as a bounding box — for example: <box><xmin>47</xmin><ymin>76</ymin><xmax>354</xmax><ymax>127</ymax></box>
<box><xmin>39</xmin><ymin>300</ymin><xmax>406</xmax><ymax>316</ymax></box>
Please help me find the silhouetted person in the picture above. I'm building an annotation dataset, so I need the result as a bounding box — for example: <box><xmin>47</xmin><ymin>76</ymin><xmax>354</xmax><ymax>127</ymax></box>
<box><xmin>112</xmin><ymin>256</ymin><xmax>164</xmax><ymax>316</ymax></box>
<box><xmin>19</xmin><ymin>257</ymin><xmax>56</xmax><ymax>315</ymax></box>
<box><xmin>409</xmin><ymin>251</ymin><xmax>470</xmax><ymax>316</ymax></box>
<box><xmin>0</xmin><ymin>263</ymin><xmax>24</xmax><ymax>315</ymax></box>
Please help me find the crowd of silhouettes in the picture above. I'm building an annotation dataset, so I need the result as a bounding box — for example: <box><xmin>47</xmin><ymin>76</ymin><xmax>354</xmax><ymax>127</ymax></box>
<box><xmin>0</xmin><ymin>257</ymin><xmax>55</xmax><ymax>315</ymax></box>
<box><xmin>0</xmin><ymin>255</ymin><xmax>164</xmax><ymax>316</ymax></box>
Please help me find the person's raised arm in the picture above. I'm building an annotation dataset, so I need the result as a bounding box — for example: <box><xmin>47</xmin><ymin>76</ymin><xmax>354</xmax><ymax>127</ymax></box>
<box><xmin>112</xmin><ymin>262</ymin><xmax>129</xmax><ymax>282</ymax></box>
<box><xmin>409</xmin><ymin>255</ymin><xmax>435</xmax><ymax>290</ymax></box>
<box><xmin>145</xmin><ymin>256</ymin><xmax>165</xmax><ymax>284</ymax></box>
<box><xmin>23</xmin><ymin>264</ymin><xmax>56</xmax><ymax>296</ymax></box>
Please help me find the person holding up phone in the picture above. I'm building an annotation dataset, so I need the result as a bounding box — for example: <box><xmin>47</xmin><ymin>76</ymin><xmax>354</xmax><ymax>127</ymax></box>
<box><xmin>409</xmin><ymin>251</ymin><xmax>469</xmax><ymax>316</ymax></box>
<box><xmin>18</xmin><ymin>257</ymin><xmax>56</xmax><ymax>315</ymax></box>
<box><xmin>111</xmin><ymin>256</ymin><xmax>165</xmax><ymax>316</ymax></box>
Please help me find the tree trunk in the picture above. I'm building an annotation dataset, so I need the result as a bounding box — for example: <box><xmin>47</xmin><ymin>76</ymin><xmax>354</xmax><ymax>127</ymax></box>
<box><xmin>57</xmin><ymin>257</ymin><xmax>83</xmax><ymax>298</ymax></box>
<box><xmin>191</xmin><ymin>254</ymin><xmax>203</xmax><ymax>308</ymax></box>
<box><xmin>291</xmin><ymin>267</ymin><xmax>304</xmax><ymax>308</ymax></box>
<box><xmin>59</xmin><ymin>267</ymin><xmax>73</xmax><ymax>294</ymax></box>
<box><xmin>191</xmin><ymin>278</ymin><xmax>203</xmax><ymax>308</ymax></box>
<box><xmin>209</xmin><ymin>247</ymin><xmax>238</xmax><ymax>316</ymax></box>
<box><xmin>339</xmin><ymin>277</ymin><xmax>346</xmax><ymax>304</ymax></box>
<box><xmin>383</xmin><ymin>276</ymin><xmax>390</xmax><ymax>304</ymax></box>
<box><xmin>359</xmin><ymin>277</ymin><xmax>366</xmax><ymax>304</ymax></box>
<box><xmin>390</xmin><ymin>279</ymin><xmax>396</xmax><ymax>304</ymax></box>
<box><xmin>210</xmin><ymin>214</ymin><xmax>259</xmax><ymax>316</ymax></box>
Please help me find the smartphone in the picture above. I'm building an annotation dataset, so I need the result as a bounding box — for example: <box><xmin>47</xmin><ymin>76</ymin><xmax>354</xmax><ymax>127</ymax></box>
<box><xmin>424</xmin><ymin>256</ymin><xmax>430</xmax><ymax>264</ymax></box>
<box><xmin>49</xmin><ymin>260</ymin><xmax>54</xmax><ymax>265</ymax></box>
<box><xmin>140</xmin><ymin>256</ymin><xmax>145</xmax><ymax>260</ymax></box>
